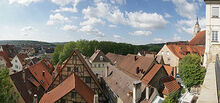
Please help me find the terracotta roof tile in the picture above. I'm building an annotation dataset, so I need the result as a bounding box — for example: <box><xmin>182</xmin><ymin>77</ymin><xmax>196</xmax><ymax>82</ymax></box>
<box><xmin>17</xmin><ymin>54</ymin><xmax>28</xmax><ymax>65</ymax></box>
<box><xmin>29</xmin><ymin>60</ymin><xmax>53</xmax><ymax>90</ymax></box>
<box><xmin>163</xmin><ymin>65</ymin><xmax>173</xmax><ymax>76</ymax></box>
<box><xmin>166</xmin><ymin>44</ymin><xmax>205</xmax><ymax>59</ymax></box>
<box><xmin>0</xmin><ymin>51</ymin><xmax>12</xmax><ymax>68</ymax></box>
<box><xmin>189</xmin><ymin>30</ymin><xmax>206</xmax><ymax>45</ymax></box>
<box><xmin>39</xmin><ymin>73</ymin><xmax>95</xmax><ymax>103</ymax></box>
<box><xmin>106</xmin><ymin>52</ymin><xmax>125</xmax><ymax>64</ymax></box>
<box><xmin>161</xmin><ymin>76</ymin><xmax>181</xmax><ymax>95</ymax></box>
<box><xmin>141</xmin><ymin>64</ymin><xmax>163</xmax><ymax>84</ymax></box>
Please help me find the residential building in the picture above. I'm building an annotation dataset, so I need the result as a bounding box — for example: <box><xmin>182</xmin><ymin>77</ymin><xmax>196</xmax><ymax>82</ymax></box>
<box><xmin>10</xmin><ymin>60</ymin><xmax>53</xmax><ymax>103</ymax></box>
<box><xmin>20</xmin><ymin>47</ymin><xmax>36</xmax><ymax>56</ymax></box>
<box><xmin>10</xmin><ymin>54</ymin><xmax>28</xmax><ymax>74</ymax></box>
<box><xmin>157</xmin><ymin>44</ymin><xmax>205</xmax><ymax>73</ymax></box>
<box><xmin>0</xmin><ymin>51</ymin><xmax>12</xmax><ymax>69</ymax></box>
<box><xmin>89</xmin><ymin>50</ymin><xmax>111</xmax><ymax>78</ymax></box>
<box><xmin>0</xmin><ymin>45</ymin><xmax>17</xmax><ymax>59</ymax></box>
<box><xmin>189</xmin><ymin>30</ymin><xmax>206</xmax><ymax>47</ymax></box>
<box><xmin>204</xmin><ymin>0</ymin><xmax>220</xmax><ymax>66</ymax></box>
<box><xmin>46</xmin><ymin>49</ymin><xmax>108</xmax><ymax>103</ymax></box>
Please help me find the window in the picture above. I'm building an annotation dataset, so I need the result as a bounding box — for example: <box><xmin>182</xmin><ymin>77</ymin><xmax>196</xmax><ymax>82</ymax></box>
<box><xmin>103</xmin><ymin>64</ymin><xmax>105</xmax><ymax>67</ymax></box>
<box><xmin>15</xmin><ymin>60</ymin><xmax>17</xmax><ymax>63</ymax></box>
<box><xmin>94</xmin><ymin>64</ymin><xmax>96</xmax><ymax>68</ymax></box>
<box><xmin>73</xmin><ymin>55</ymin><xmax>77</xmax><ymax>60</ymax></box>
<box><xmin>167</xmin><ymin>51</ymin><xmax>170</xmax><ymax>56</ymax></box>
<box><xmin>15</xmin><ymin>65</ymin><xmax>18</xmax><ymax>69</ymax></box>
<box><xmin>98</xmin><ymin>64</ymin><xmax>100</xmax><ymax>68</ymax></box>
<box><xmin>100</xmin><ymin>56</ymin><xmax>104</xmax><ymax>61</ymax></box>
<box><xmin>67</xmin><ymin>67</ymin><xmax>71</xmax><ymax>72</ymax></box>
<box><xmin>161</xmin><ymin>51</ymin><xmax>164</xmax><ymax>55</ymax></box>
<box><xmin>74</xmin><ymin>67</ymin><xmax>78</xmax><ymax>72</ymax></box>
<box><xmin>40</xmin><ymin>80</ymin><xmax>44</xmax><ymax>84</ymax></box>
<box><xmin>71</xmin><ymin>92</ymin><xmax>76</xmax><ymax>98</ymax></box>
<box><xmin>85</xmin><ymin>77</ymin><xmax>91</xmax><ymax>83</ymax></box>
<box><xmin>212</xmin><ymin>7</ymin><xmax>219</xmax><ymax>18</ymax></box>
<box><xmin>212</xmin><ymin>31</ymin><xmax>218</xmax><ymax>42</ymax></box>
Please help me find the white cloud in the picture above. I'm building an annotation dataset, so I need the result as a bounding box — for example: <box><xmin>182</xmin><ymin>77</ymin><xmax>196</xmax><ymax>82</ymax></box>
<box><xmin>61</xmin><ymin>25</ymin><xmax>77</xmax><ymax>31</ymax></box>
<box><xmin>52</xmin><ymin>0</ymin><xmax>79</xmax><ymax>13</ymax></box>
<box><xmin>21</xmin><ymin>26</ymin><xmax>35</xmax><ymax>32</ymax></box>
<box><xmin>113</xmin><ymin>35</ymin><xmax>121</xmax><ymax>39</ymax></box>
<box><xmin>165</xmin><ymin>12</ymin><xmax>172</xmax><ymax>18</ymax></box>
<box><xmin>152</xmin><ymin>38</ymin><xmax>165</xmax><ymax>43</ymax></box>
<box><xmin>80</xmin><ymin>17</ymin><xmax>105</xmax><ymax>26</ymax></box>
<box><xmin>80</xmin><ymin>25</ymin><xmax>104</xmax><ymax>37</ymax></box>
<box><xmin>47</xmin><ymin>13</ymin><xmax>70</xmax><ymax>25</ymax></box>
<box><xmin>130</xmin><ymin>30</ymin><xmax>152</xmax><ymax>37</ymax></box>
<box><xmin>82</xmin><ymin>2</ymin><xmax>167</xmax><ymax>31</ymax></box>
<box><xmin>172</xmin><ymin>0</ymin><xmax>198</xmax><ymax>19</ymax></box>
<box><xmin>110</xmin><ymin>0</ymin><xmax>126</xmax><ymax>5</ymax></box>
<box><xmin>173</xmin><ymin>34</ymin><xmax>181</xmax><ymax>41</ymax></box>
<box><xmin>109</xmin><ymin>24</ymin><xmax>117</xmax><ymax>28</ymax></box>
<box><xmin>8</xmin><ymin>0</ymin><xmax>43</xmax><ymax>6</ymax></box>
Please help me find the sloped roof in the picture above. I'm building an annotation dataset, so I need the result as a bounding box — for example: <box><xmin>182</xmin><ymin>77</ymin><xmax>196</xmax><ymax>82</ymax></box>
<box><xmin>163</xmin><ymin>65</ymin><xmax>173</xmax><ymax>76</ymax></box>
<box><xmin>10</xmin><ymin>69</ymin><xmax>45</xmax><ymax>103</ymax></box>
<box><xmin>166</xmin><ymin>44</ymin><xmax>205</xmax><ymax>59</ymax></box>
<box><xmin>189</xmin><ymin>30</ymin><xmax>206</xmax><ymax>45</ymax></box>
<box><xmin>141</xmin><ymin>64</ymin><xmax>163</xmax><ymax>85</ymax></box>
<box><xmin>48</xmin><ymin>49</ymin><xmax>105</xmax><ymax>96</ymax></box>
<box><xmin>106</xmin><ymin>52</ymin><xmax>125</xmax><ymax>64</ymax></box>
<box><xmin>0</xmin><ymin>45</ymin><xmax>17</xmax><ymax>58</ymax></box>
<box><xmin>117</xmin><ymin>54</ymin><xmax>155</xmax><ymax>79</ymax></box>
<box><xmin>0</xmin><ymin>51</ymin><xmax>12</xmax><ymax>68</ymax></box>
<box><xmin>39</xmin><ymin>73</ymin><xmax>95</xmax><ymax>103</ymax></box>
<box><xmin>17</xmin><ymin>54</ymin><xmax>28</xmax><ymax>65</ymax></box>
<box><xmin>29</xmin><ymin>60</ymin><xmax>53</xmax><ymax>90</ymax></box>
<box><xmin>161</xmin><ymin>76</ymin><xmax>181</xmax><ymax>96</ymax></box>
<box><xmin>89</xmin><ymin>50</ymin><xmax>111</xmax><ymax>63</ymax></box>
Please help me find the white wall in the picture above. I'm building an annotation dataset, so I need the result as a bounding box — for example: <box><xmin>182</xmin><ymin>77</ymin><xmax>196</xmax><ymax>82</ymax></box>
<box><xmin>10</xmin><ymin>56</ymin><xmax>23</xmax><ymax>74</ymax></box>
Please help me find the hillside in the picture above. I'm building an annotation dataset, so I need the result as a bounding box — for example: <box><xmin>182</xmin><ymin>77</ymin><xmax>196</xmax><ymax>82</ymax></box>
<box><xmin>0</xmin><ymin>40</ymin><xmax>54</xmax><ymax>46</ymax></box>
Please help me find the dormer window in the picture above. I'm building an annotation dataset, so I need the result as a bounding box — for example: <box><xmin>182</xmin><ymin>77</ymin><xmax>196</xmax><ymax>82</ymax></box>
<box><xmin>100</xmin><ymin>56</ymin><xmax>104</xmax><ymax>61</ymax></box>
<box><xmin>40</xmin><ymin>80</ymin><xmax>44</xmax><ymax>84</ymax></box>
<box><xmin>212</xmin><ymin>7</ymin><xmax>219</xmax><ymax>18</ymax></box>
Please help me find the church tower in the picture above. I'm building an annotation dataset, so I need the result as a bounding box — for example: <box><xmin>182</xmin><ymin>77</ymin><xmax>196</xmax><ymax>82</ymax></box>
<box><xmin>193</xmin><ymin>17</ymin><xmax>201</xmax><ymax>37</ymax></box>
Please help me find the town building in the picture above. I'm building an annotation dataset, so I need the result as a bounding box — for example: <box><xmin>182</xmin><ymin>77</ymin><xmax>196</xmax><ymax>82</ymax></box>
<box><xmin>10</xmin><ymin>54</ymin><xmax>28</xmax><ymax>74</ymax></box>
<box><xmin>46</xmin><ymin>49</ymin><xmax>108</xmax><ymax>103</ymax></box>
<box><xmin>10</xmin><ymin>60</ymin><xmax>53</xmax><ymax>103</ymax></box>
<box><xmin>157</xmin><ymin>44</ymin><xmax>205</xmax><ymax>73</ymax></box>
<box><xmin>89</xmin><ymin>50</ymin><xmax>111</xmax><ymax>78</ymax></box>
<box><xmin>0</xmin><ymin>51</ymin><xmax>12</xmax><ymax>69</ymax></box>
<box><xmin>20</xmin><ymin>47</ymin><xmax>36</xmax><ymax>56</ymax></box>
<box><xmin>203</xmin><ymin>0</ymin><xmax>220</xmax><ymax>66</ymax></box>
<box><xmin>0</xmin><ymin>45</ymin><xmax>17</xmax><ymax>59</ymax></box>
<box><xmin>189</xmin><ymin>30</ymin><xmax>206</xmax><ymax>47</ymax></box>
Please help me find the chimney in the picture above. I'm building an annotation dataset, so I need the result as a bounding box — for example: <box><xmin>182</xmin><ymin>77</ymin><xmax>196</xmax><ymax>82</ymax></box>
<box><xmin>93</xmin><ymin>94</ymin><xmax>99</xmax><ymax>103</ymax></box>
<box><xmin>133</xmin><ymin>81</ymin><xmax>142</xmax><ymax>103</ymax></box>
<box><xmin>145</xmin><ymin>86</ymin><xmax>151</xmax><ymax>100</ymax></box>
<box><xmin>174</xmin><ymin>67</ymin><xmax>177</xmax><ymax>78</ymax></box>
<box><xmin>136</xmin><ymin>67</ymin><xmax>140</xmax><ymax>74</ymax></box>
<box><xmin>22</xmin><ymin>70</ymin><xmax>26</xmax><ymax>83</ymax></box>
<box><xmin>134</xmin><ymin>56</ymin><xmax>138</xmax><ymax>61</ymax></box>
<box><xmin>43</xmin><ymin>71</ymin><xmax>45</xmax><ymax>77</ymax></box>
<box><xmin>105</xmin><ymin>66</ymin><xmax>109</xmax><ymax>77</ymax></box>
<box><xmin>33</xmin><ymin>94</ymin><xmax>38</xmax><ymax>103</ymax></box>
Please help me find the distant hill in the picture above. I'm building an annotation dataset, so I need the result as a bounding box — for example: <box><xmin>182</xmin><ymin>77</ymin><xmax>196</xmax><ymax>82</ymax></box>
<box><xmin>0</xmin><ymin>40</ymin><xmax>54</xmax><ymax>46</ymax></box>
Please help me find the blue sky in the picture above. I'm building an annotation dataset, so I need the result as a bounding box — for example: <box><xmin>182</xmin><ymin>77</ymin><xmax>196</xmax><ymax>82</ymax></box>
<box><xmin>0</xmin><ymin>0</ymin><xmax>206</xmax><ymax>44</ymax></box>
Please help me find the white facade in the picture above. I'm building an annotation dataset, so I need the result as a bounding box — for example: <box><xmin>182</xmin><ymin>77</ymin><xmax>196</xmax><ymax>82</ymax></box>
<box><xmin>0</xmin><ymin>56</ymin><xmax>7</xmax><ymax>69</ymax></box>
<box><xmin>10</xmin><ymin>56</ymin><xmax>23</xmax><ymax>74</ymax></box>
<box><xmin>204</xmin><ymin>1</ymin><xmax>220</xmax><ymax>66</ymax></box>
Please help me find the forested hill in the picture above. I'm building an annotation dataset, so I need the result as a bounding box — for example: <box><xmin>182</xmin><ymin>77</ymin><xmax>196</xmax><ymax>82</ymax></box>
<box><xmin>0</xmin><ymin>40</ymin><xmax>54</xmax><ymax>46</ymax></box>
<box><xmin>52</xmin><ymin>40</ymin><xmax>164</xmax><ymax>64</ymax></box>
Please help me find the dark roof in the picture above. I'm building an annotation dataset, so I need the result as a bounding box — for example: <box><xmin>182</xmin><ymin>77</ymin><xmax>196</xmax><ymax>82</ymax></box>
<box><xmin>106</xmin><ymin>52</ymin><xmax>125</xmax><ymax>64</ymax></box>
<box><xmin>17</xmin><ymin>54</ymin><xmax>28</xmax><ymax>65</ymax></box>
<box><xmin>29</xmin><ymin>60</ymin><xmax>53</xmax><ymax>90</ymax></box>
<box><xmin>10</xmin><ymin>69</ymin><xmax>45</xmax><ymax>103</ymax></box>
<box><xmin>166</xmin><ymin>44</ymin><xmax>205</xmax><ymax>59</ymax></box>
<box><xmin>161</xmin><ymin>76</ymin><xmax>181</xmax><ymax>95</ymax></box>
<box><xmin>89</xmin><ymin>50</ymin><xmax>111</xmax><ymax>63</ymax></box>
<box><xmin>0</xmin><ymin>51</ymin><xmax>12</xmax><ymax>68</ymax></box>
<box><xmin>0</xmin><ymin>45</ymin><xmax>17</xmax><ymax>58</ymax></box>
<box><xmin>39</xmin><ymin>73</ymin><xmax>95</xmax><ymax>103</ymax></box>
<box><xmin>189</xmin><ymin>30</ymin><xmax>206</xmax><ymax>46</ymax></box>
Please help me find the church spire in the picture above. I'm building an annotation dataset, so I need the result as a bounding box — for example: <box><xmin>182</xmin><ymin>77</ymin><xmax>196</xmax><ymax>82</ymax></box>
<box><xmin>193</xmin><ymin>17</ymin><xmax>201</xmax><ymax>37</ymax></box>
<box><xmin>196</xmin><ymin>17</ymin><xmax>199</xmax><ymax>25</ymax></box>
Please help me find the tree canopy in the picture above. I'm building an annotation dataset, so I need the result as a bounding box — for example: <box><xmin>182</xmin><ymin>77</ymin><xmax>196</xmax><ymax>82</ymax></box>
<box><xmin>179</xmin><ymin>54</ymin><xmax>206</xmax><ymax>89</ymax></box>
<box><xmin>163</xmin><ymin>90</ymin><xmax>180</xmax><ymax>103</ymax></box>
<box><xmin>51</xmin><ymin>40</ymin><xmax>163</xmax><ymax>65</ymax></box>
<box><xmin>0</xmin><ymin>68</ymin><xmax>18</xmax><ymax>103</ymax></box>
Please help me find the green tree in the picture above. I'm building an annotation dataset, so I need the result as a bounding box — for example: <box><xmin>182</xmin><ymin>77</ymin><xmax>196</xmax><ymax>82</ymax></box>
<box><xmin>163</xmin><ymin>90</ymin><xmax>180</xmax><ymax>103</ymax></box>
<box><xmin>59</xmin><ymin>41</ymin><xmax>76</xmax><ymax>63</ymax></box>
<box><xmin>0</xmin><ymin>68</ymin><xmax>18</xmax><ymax>103</ymax></box>
<box><xmin>179</xmin><ymin>54</ymin><xmax>206</xmax><ymax>89</ymax></box>
<box><xmin>51</xmin><ymin>44</ymin><xmax>64</xmax><ymax>65</ymax></box>
<box><xmin>41</xmin><ymin>54</ymin><xmax>47</xmax><ymax>60</ymax></box>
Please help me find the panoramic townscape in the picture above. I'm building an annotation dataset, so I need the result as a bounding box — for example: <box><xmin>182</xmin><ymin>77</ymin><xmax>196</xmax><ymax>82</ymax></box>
<box><xmin>0</xmin><ymin>0</ymin><xmax>220</xmax><ymax>103</ymax></box>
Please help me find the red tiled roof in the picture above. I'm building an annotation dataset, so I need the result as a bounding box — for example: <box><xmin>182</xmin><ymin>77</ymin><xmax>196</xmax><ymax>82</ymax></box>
<box><xmin>189</xmin><ymin>30</ymin><xmax>206</xmax><ymax>45</ymax></box>
<box><xmin>141</xmin><ymin>64</ymin><xmax>163</xmax><ymax>84</ymax></box>
<box><xmin>161</xmin><ymin>76</ymin><xmax>181</xmax><ymax>95</ymax></box>
<box><xmin>17</xmin><ymin>54</ymin><xmax>28</xmax><ymax>65</ymax></box>
<box><xmin>106</xmin><ymin>52</ymin><xmax>125</xmax><ymax>65</ymax></box>
<box><xmin>0</xmin><ymin>51</ymin><xmax>12</xmax><ymax>68</ymax></box>
<box><xmin>163</xmin><ymin>65</ymin><xmax>173</xmax><ymax>76</ymax></box>
<box><xmin>29</xmin><ymin>60</ymin><xmax>53</xmax><ymax>90</ymax></box>
<box><xmin>166</xmin><ymin>44</ymin><xmax>205</xmax><ymax>59</ymax></box>
<box><xmin>39</xmin><ymin>73</ymin><xmax>95</xmax><ymax>103</ymax></box>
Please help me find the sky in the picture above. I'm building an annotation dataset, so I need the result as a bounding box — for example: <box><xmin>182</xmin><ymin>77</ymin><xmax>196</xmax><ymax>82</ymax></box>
<box><xmin>0</xmin><ymin>0</ymin><xmax>206</xmax><ymax>45</ymax></box>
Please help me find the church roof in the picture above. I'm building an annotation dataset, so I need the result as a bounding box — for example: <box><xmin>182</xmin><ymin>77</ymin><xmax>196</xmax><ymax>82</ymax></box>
<box><xmin>189</xmin><ymin>30</ymin><xmax>206</xmax><ymax>46</ymax></box>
